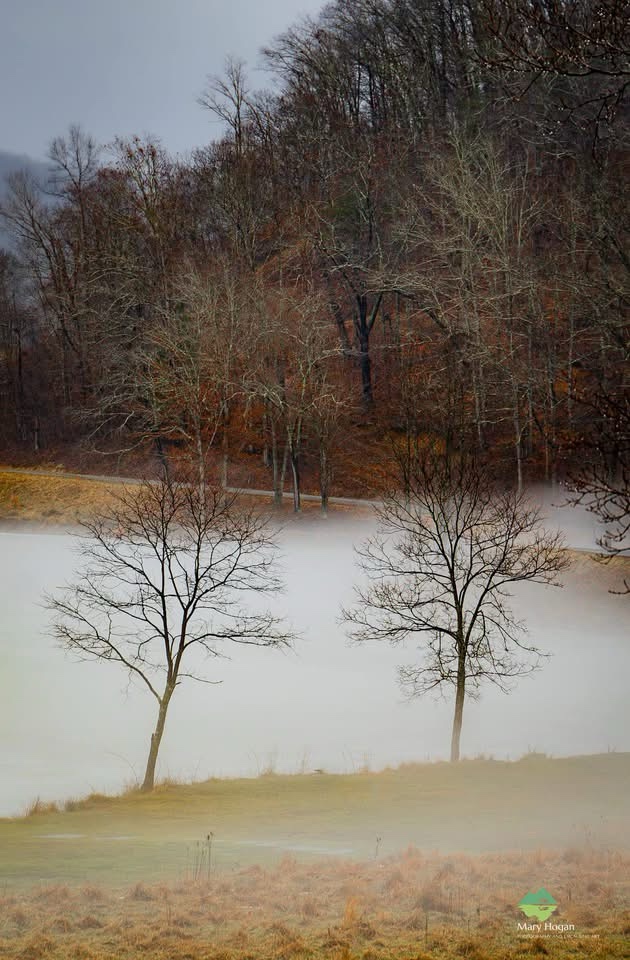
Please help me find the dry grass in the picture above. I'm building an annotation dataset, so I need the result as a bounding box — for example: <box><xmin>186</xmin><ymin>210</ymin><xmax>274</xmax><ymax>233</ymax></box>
<box><xmin>0</xmin><ymin>847</ymin><xmax>628</xmax><ymax>958</ymax></box>
<box><xmin>562</xmin><ymin>548</ymin><xmax>630</xmax><ymax>593</ymax></box>
<box><xmin>0</xmin><ymin>470</ymin><xmax>120</xmax><ymax>525</ymax></box>
<box><xmin>0</xmin><ymin>468</ymin><xmax>362</xmax><ymax>526</ymax></box>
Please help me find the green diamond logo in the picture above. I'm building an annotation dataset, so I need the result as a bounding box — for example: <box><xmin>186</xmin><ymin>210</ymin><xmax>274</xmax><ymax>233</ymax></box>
<box><xmin>518</xmin><ymin>888</ymin><xmax>558</xmax><ymax>922</ymax></box>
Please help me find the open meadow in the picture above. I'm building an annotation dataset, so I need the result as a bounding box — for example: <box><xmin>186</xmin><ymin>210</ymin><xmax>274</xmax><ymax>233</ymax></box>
<box><xmin>1</xmin><ymin>756</ymin><xmax>629</xmax><ymax>958</ymax></box>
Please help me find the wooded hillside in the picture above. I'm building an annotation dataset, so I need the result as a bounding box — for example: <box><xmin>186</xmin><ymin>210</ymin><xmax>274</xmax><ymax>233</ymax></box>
<box><xmin>0</xmin><ymin>0</ymin><xmax>627</xmax><ymax>519</ymax></box>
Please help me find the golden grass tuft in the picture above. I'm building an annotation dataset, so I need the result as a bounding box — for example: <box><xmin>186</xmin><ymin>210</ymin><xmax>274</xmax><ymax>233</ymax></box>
<box><xmin>24</xmin><ymin>797</ymin><xmax>60</xmax><ymax>817</ymax></box>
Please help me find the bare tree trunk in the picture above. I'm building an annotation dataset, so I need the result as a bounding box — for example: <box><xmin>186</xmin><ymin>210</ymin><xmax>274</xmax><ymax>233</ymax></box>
<box><xmin>472</xmin><ymin>362</ymin><xmax>484</xmax><ymax>451</ymax></box>
<box><xmin>270</xmin><ymin>419</ymin><xmax>289</xmax><ymax>506</ymax></box>
<box><xmin>513</xmin><ymin>393</ymin><xmax>523</xmax><ymax>494</ymax></box>
<box><xmin>319</xmin><ymin>444</ymin><xmax>329</xmax><ymax>515</ymax></box>
<box><xmin>13</xmin><ymin>316</ymin><xmax>26</xmax><ymax>442</ymax></box>
<box><xmin>358</xmin><ymin>328</ymin><xmax>373</xmax><ymax>408</ymax></box>
<box><xmin>271</xmin><ymin>419</ymin><xmax>280</xmax><ymax>503</ymax></box>
<box><xmin>221</xmin><ymin>401</ymin><xmax>229</xmax><ymax>490</ymax></box>
<box><xmin>142</xmin><ymin>683</ymin><xmax>175</xmax><ymax>792</ymax></box>
<box><xmin>356</xmin><ymin>296</ymin><xmax>374</xmax><ymax>408</ymax></box>
<box><xmin>547</xmin><ymin>359</ymin><xmax>558</xmax><ymax>488</ymax></box>
<box><xmin>289</xmin><ymin>448</ymin><xmax>301</xmax><ymax>512</ymax></box>
<box><xmin>195</xmin><ymin>422</ymin><xmax>206</xmax><ymax>499</ymax></box>
<box><xmin>262</xmin><ymin>410</ymin><xmax>271</xmax><ymax>467</ymax></box>
<box><xmin>567</xmin><ymin>311</ymin><xmax>575</xmax><ymax>429</ymax></box>
<box><xmin>450</xmin><ymin>652</ymin><xmax>466</xmax><ymax>762</ymax></box>
<box><xmin>221</xmin><ymin>451</ymin><xmax>228</xmax><ymax>490</ymax></box>
<box><xmin>543</xmin><ymin>417</ymin><xmax>550</xmax><ymax>482</ymax></box>
<box><xmin>154</xmin><ymin>437</ymin><xmax>170</xmax><ymax>479</ymax></box>
<box><xmin>289</xmin><ymin>420</ymin><xmax>303</xmax><ymax>512</ymax></box>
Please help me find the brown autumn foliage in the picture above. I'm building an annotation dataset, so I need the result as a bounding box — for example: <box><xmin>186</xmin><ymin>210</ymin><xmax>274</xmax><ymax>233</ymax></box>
<box><xmin>0</xmin><ymin>1</ymin><xmax>626</xmax><ymax>541</ymax></box>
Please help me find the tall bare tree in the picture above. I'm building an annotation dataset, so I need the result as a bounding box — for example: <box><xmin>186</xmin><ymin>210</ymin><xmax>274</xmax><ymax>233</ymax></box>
<box><xmin>246</xmin><ymin>282</ymin><xmax>346</xmax><ymax>511</ymax></box>
<box><xmin>343</xmin><ymin>449</ymin><xmax>569</xmax><ymax>761</ymax></box>
<box><xmin>47</xmin><ymin>474</ymin><xmax>291</xmax><ymax>791</ymax></box>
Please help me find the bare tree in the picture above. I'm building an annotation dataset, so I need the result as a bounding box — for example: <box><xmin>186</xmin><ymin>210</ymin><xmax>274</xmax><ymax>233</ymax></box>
<box><xmin>139</xmin><ymin>262</ymin><xmax>250</xmax><ymax>489</ymax></box>
<box><xmin>343</xmin><ymin>449</ymin><xmax>569</xmax><ymax>762</ymax></box>
<box><xmin>476</xmin><ymin>0</ymin><xmax>630</xmax><ymax>129</ymax></box>
<box><xmin>311</xmin><ymin>143</ymin><xmax>398</xmax><ymax>409</ymax></box>
<box><xmin>47</xmin><ymin>474</ymin><xmax>291</xmax><ymax>791</ymax></box>
<box><xmin>391</xmin><ymin>130</ymin><xmax>555</xmax><ymax>484</ymax></box>
<box><xmin>199</xmin><ymin>57</ymin><xmax>249</xmax><ymax>157</ymax></box>
<box><xmin>246</xmin><ymin>282</ymin><xmax>346</xmax><ymax>511</ymax></box>
<box><xmin>568</xmin><ymin>389</ymin><xmax>630</xmax><ymax>593</ymax></box>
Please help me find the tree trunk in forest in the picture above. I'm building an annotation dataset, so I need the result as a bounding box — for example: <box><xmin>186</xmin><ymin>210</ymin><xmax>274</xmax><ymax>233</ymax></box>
<box><xmin>287</xmin><ymin>420</ymin><xmax>302</xmax><ymax>512</ymax></box>
<box><xmin>270</xmin><ymin>419</ymin><xmax>289</xmax><ymax>507</ymax></box>
<box><xmin>262</xmin><ymin>411</ymin><xmax>271</xmax><ymax>467</ymax></box>
<box><xmin>194</xmin><ymin>422</ymin><xmax>206</xmax><ymax>500</ymax></box>
<box><xmin>513</xmin><ymin>388</ymin><xmax>523</xmax><ymax>494</ymax></box>
<box><xmin>358</xmin><ymin>326</ymin><xmax>373</xmax><ymax>408</ymax></box>
<box><xmin>154</xmin><ymin>437</ymin><xmax>170</xmax><ymax>480</ymax></box>
<box><xmin>13</xmin><ymin>317</ymin><xmax>25</xmax><ymax>442</ymax></box>
<box><xmin>472</xmin><ymin>362</ymin><xmax>485</xmax><ymax>451</ymax></box>
<box><xmin>141</xmin><ymin>683</ymin><xmax>175</xmax><ymax>792</ymax></box>
<box><xmin>319</xmin><ymin>444</ymin><xmax>330</xmax><ymax>515</ymax></box>
<box><xmin>221</xmin><ymin>401</ymin><xmax>229</xmax><ymax>489</ymax></box>
<box><xmin>290</xmin><ymin>451</ymin><xmax>301</xmax><ymax>512</ymax></box>
<box><xmin>355</xmin><ymin>294</ymin><xmax>377</xmax><ymax>408</ymax></box>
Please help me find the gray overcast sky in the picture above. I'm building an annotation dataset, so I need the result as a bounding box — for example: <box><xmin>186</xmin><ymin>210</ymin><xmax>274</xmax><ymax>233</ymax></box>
<box><xmin>1</xmin><ymin>0</ymin><xmax>325</xmax><ymax>160</ymax></box>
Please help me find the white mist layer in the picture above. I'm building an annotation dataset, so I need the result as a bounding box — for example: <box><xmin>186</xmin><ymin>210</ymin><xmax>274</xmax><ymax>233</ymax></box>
<box><xmin>0</xmin><ymin>491</ymin><xmax>628</xmax><ymax>816</ymax></box>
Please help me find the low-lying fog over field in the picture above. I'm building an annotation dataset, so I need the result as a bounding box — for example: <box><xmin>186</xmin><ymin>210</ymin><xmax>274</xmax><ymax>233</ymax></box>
<box><xmin>1</xmin><ymin>491</ymin><xmax>628</xmax><ymax>817</ymax></box>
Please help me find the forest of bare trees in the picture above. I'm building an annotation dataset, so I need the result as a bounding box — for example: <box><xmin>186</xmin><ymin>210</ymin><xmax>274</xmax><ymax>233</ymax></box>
<box><xmin>0</xmin><ymin>1</ymin><xmax>627</xmax><ymax>537</ymax></box>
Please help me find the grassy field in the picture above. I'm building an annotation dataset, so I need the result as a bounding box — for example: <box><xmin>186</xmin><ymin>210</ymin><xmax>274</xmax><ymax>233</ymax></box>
<box><xmin>2</xmin><ymin>754</ymin><xmax>629</xmax><ymax>887</ymax></box>
<box><xmin>1</xmin><ymin>757</ymin><xmax>629</xmax><ymax>958</ymax></box>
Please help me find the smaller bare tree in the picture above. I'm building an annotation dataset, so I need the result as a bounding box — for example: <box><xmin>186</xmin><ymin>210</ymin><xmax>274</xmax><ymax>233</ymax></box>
<box><xmin>568</xmin><ymin>390</ymin><xmax>629</xmax><ymax>594</ymax></box>
<box><xmin>47</xmin><ymin>474</ymin><xmax>291</xmax><ymax>791</ymax></box>
<box><xmin>343</xmin><ymin>450</ymin><xmax>569</xmax><ymax>762</ymax></box>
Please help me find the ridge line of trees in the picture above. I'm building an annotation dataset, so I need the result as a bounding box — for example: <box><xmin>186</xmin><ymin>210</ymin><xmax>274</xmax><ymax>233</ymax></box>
<box><xmin>0</xmin><ymin>0</ymin><xmax>626</xmax><ymax>550</ymax></box>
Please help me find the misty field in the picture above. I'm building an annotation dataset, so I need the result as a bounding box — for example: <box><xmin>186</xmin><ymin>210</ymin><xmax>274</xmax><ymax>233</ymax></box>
<box><xmin>4</xmin><ymin>754</ymin><xmax>630</xmax><ymax>885</ymax></box>
<box><xmin>1</xmin><ymin>756</ymin><xmax>629</xmax><ymax>957</ymax></box>
<box><xmin>1</xmin><ymin>478</ymin><xmax>628</xmax><ymax>960</ymax></box>
<box><xmin>0</xmin><ymin>754</ymin><xmax>630</xmax><ymax>960</ymax></box>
